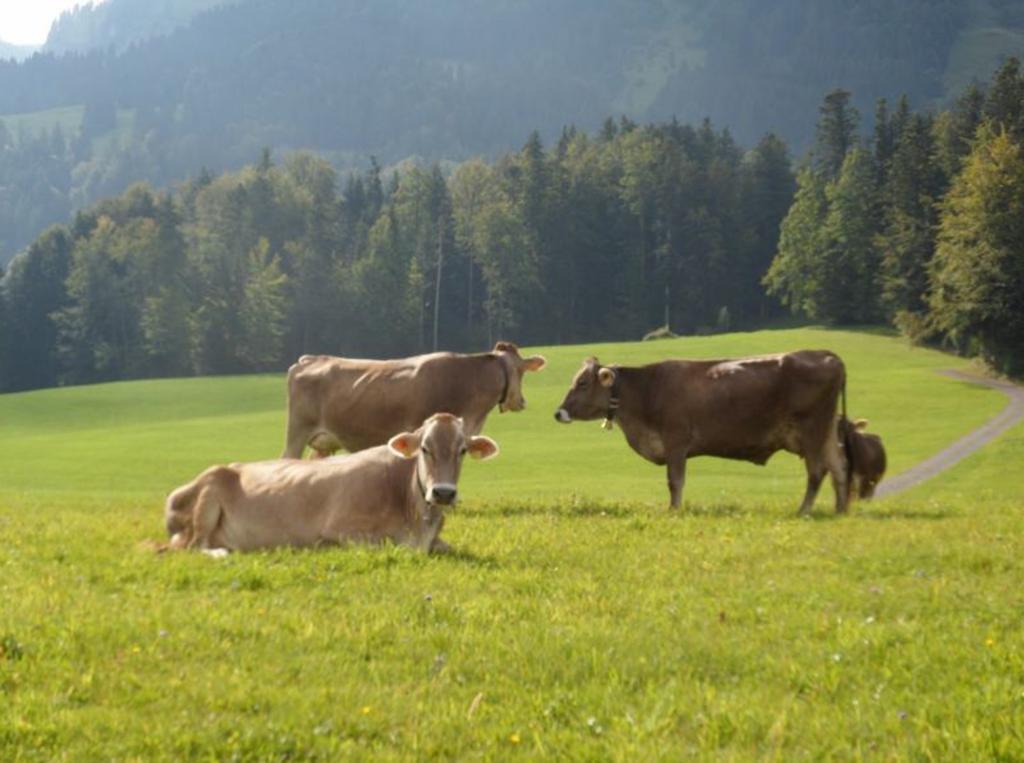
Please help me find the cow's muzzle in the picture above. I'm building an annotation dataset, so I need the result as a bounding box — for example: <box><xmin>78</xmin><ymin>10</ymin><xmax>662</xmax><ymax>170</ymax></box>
<box><xmin>554</xmin><ymin>408</ymin><xmax>571</xmax><ymax>423</ymax></box>
<box><xmin>428</xmin><ymin>483</ymin><xmax>458</xmax><ymax>505</ymax></box>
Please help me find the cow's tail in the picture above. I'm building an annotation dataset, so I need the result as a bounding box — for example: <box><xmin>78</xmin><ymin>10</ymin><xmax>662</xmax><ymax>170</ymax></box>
<box><xmin>839</xmin><ymin>364</ymin><xmax>856</xmax><ymax>503</ymax></box>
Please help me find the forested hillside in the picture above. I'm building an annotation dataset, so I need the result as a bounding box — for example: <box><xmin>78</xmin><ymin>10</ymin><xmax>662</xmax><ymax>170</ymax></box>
<box><xmin>0</xmin><ymin>118</ymin><xmax>793</xmax><ymax>391</ymax></box>
<box><xmin>0</xmin><ymin>41</ymin><xmax>38</xmax><ymax>61</ymax></box>
<box><xmin>765</xmin><ymin>58</ymin><xmax>1024</xmax><ymax>375</ymax></box>
<box><xmin>44</xmin><ymin>0</ymin><xmax>229</xmax><ymax>55</ymax></box>
<box><xmin>2</xmin><ymin>0</ymin><xmax>1022</xmax><ymax>263</ymax></box>
<box><xmin>5</xmin><ymin>54</ymin><xmax>1023</xmax><ymax>391</ymax></box>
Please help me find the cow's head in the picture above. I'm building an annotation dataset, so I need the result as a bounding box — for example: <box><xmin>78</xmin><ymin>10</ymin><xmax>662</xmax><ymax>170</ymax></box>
<box><xmin>554</xmin><ymin>357</ymin><xmax>616</xmax><ymax>423</ymax></box>
<box><xmin>492</xmin><ymin>341</ymin><xmax>546</xmax><ymax>413</ymax></box>
<box><xmin>387</xmin><ymin>413</ymin><xmax>499</xmax><ymax>506</ymax></box>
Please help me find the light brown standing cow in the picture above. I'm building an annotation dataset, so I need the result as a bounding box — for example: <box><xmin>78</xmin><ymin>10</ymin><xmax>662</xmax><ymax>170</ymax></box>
<box><xmin>165</xmin><ymin>413</ymin><xmax>498</xmax><ymax>554</ymax></box>
<box><xmin>282</xmin><ymin>342</ymin><xmax>545</xmax><ymax>458</ymax></box>
<box><xmin>554</xmin><ymin>350</ymin><xmax>853</xmax><ymax>514</ymax></box>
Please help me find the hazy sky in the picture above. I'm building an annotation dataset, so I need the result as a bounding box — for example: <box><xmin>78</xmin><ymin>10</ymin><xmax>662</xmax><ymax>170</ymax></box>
<box><xmin>0</xmin><ymin>0</ymin><xmax>106</xmax><ymax>46</ymax></box>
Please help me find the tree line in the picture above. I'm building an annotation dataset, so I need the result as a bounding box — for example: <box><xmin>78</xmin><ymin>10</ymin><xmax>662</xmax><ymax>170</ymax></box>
<box><xmin>0</xmin><ymin>119</ymin><xmax>795</xmax><ymax>392</ymax></box>
<box><xmin>765</xmin><ymin>57</ymin><xmax>1024</xmax><ymax>374</ymax></box>
<box><xmin>4</xmin><ymin>56</ymin><xmax>1022</xmax><ymax>393</ymax></box>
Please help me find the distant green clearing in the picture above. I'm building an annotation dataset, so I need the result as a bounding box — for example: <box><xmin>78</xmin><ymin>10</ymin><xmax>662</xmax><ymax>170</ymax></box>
<box><xmin>1</xmin><ymin>328</ymin><xmax>1022</xmax><ymax>759</ymax></box>
<box><xmin>0</xmin><ymin>104</ymin><xmax>134</xmax><ymax>147</ymax></box>
<box><xmin>0</xmin><ymin>105</ymin><xmax>85</xmax><ymax>141</ymax></box>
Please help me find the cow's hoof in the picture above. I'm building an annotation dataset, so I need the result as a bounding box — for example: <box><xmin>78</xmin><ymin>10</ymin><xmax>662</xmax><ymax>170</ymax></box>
<box><xmin>431</xmin><ymin>538</ymin><xmax>453</xmax><ymax>555</ymax></box>
<box><xmin>201</xmin><ymin>547</ymin><xmax>230</xmax><ymax>559</ymax></box>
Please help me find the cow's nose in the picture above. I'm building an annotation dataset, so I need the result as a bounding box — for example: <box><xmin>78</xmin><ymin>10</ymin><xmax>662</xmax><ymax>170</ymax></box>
<box><xmin>554</xmin><ymin>408</ymin><xmax>571</xmax><ymax>423</ymax></box>
<box><xmin>430</xmin><ymin>485</ymin><xmax>457</xmax><ymax>504</ymax></box>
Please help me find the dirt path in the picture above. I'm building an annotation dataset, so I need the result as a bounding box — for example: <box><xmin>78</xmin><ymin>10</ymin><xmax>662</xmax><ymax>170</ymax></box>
<box><xmin>876</xmin><ymin>370</ymin><xmax>1024</xmax><ymax>498</ymax></box>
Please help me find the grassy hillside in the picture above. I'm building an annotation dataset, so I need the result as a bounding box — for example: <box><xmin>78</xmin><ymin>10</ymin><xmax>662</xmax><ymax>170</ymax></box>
<box><xmin>1</xmin><ymin>328</ymin><xmax>1022</xmax><ymax>759</ymax></box>
<box><xmin>0</xmin><ymin>327</ymin><xmax>1005</xmax><ymax>504</ymax></box>
<box><xmin>0</xmin><ymin>105</ymin><xmax>84</xmax><ymax>142</ymax></box>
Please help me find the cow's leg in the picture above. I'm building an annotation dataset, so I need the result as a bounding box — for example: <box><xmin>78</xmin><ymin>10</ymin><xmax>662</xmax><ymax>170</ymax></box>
<box><xmin>424</xmin><ymin>514</ymin><xmax>447</xmax><ymax>553</ymax></box>
<box><xmin>825</xmin><ymin>438</ymin><xmax>850</xmax><ymax>514</ymax></box>
<box><xmin>798</xmin><ymin>458</ymin><xmax>827</xmax><ymax>516</ymax></box>
<box><xmin>667</xmin><ymin>454</ymin><xmax>688</xmax><ymax>510</ymax></box>
<box><xmin>189</xmin><ymin>485</ymin><xmax>225</xmax><ymax>550</ymax></box>
<box><xmin>282</xmin><ymin>420</ymin><xmax>309</xmax><ymax>459</ymax></box>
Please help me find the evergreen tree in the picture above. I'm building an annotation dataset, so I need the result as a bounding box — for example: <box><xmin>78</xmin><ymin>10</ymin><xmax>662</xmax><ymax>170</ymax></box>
<box><xmin>983</xmin><ymin>57</ymin><xmax>1024</xmax><ymax>139</ymax></box>
<box><xmin>815</xmin><ymin>89</ymin><xmax>860</xmax><ymax>180</ymax></box>
<box><xmin>239</xmin><ymin>238</ymin><xmax>289</xmax><ymax>369</ymax></box>
<box><xmin>819</xmin><ymin>147</ymin><xmax>882</xmax><ymax>322</ymax></box>
<box><xmin>873</xmin><ymin>98</ymin><xmax>894</xmax><ymax>185</ymax></box>
<box><xmin>934</xmin><ymin>83</ymin><xmax>985</xmax><ymax>179</ymax></box>
<box><xmin>764</xmin><ymin>167</ymin><xmax>829</xmax><ymax>318</ymax></box>
<box><xmin>877</xmin><ymin>113</ymin><xmax>943</xmax><ymax>328</ymax></box>
<box><xmin>741</xmin><ymin>133</ymin><xmax>796</xmax><ymax>321</ymax></box>
<box><xmin>929</xmin><ymin>127</ymin><xmax>1024</xmax><ymax>373</ymax></box>
<box><xmin>0</xmin><ymin>227</ymin><xmax>72</xmax><ymax>390</ymax></box>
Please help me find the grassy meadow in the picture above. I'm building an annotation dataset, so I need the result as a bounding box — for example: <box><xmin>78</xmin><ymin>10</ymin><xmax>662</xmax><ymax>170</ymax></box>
<box><xmin>1</xmin><ymin>327</ymin><xmax>1023</xmax><ymax>760</ymax></box>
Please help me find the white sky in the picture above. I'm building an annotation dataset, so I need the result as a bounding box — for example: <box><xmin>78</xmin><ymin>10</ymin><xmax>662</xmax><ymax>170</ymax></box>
<box><xmin>0</xmin><ymin>0</ymin><xmax>106</xmax><ymax>46</ymax></box>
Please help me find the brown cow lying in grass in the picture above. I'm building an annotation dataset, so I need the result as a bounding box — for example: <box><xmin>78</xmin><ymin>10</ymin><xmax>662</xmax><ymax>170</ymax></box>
<box><xmin>165</xmin><ymin>413</ymin><xmax>498</xmax><ymax>555</ymax></box>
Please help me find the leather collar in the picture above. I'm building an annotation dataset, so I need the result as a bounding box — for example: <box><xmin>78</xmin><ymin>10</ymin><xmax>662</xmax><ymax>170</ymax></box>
<box><xmin>603</xmin><ymin>366</ymin><xmax>621</xmax><ymax>430</ymax></box>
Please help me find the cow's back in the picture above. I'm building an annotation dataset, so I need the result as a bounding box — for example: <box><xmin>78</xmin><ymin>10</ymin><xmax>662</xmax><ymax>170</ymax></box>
<box><xmin>644</xmin><ymin>350</ymin><xmax>844</xmax><ymax>461</ymax></box>
<box><xmin>218</xmin><ymin>448</ymin><xmax>412</xmax><ymax>548</ymax></box>
<box><xmin>287</xmin><ymin>352</ymin><xmax>497</xmax><ymax>452</ymax></box>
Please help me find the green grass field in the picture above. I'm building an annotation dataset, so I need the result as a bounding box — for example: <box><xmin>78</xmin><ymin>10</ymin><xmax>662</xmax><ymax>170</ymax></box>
<box><xmin>0</xmin><ymin>105</ymin><xmax>135</xmax><ymax>149</ymax></box>
<box><xmin>0</xmin><ymin>105</ymin><xmax>85</xmax><ymax>142</ymax></box>
<box><xmin>2</xmin><ymin>328</ymin><xmax>1022</xmax><ymax>759</ymax></box>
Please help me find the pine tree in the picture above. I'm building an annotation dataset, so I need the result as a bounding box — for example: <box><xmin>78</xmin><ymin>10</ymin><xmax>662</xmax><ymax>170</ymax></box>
<box><xmin>934</xmin><ymin>83</ymin><xmax>985</xmax><ymax>179</ymax></box>
<box><xmin>764</xmin><ymin>167</ymin><xmax>829</xmax><ymax>318</ymax></box>
<box><xmin>929</xmin><ymin>127</ymin><xmax>1024</xmax><ymax>373</ymax></box>
<box><xmin>819</xmin><ymin>147</ymin><xmax>882</xmax><ymax>322</ymax></box>
<box><xmin>0</xmin><ymin>226</ymin><xmax>72</xmax><ymax>390</ymax></box>
<box><xmin>873</xmin><ymin>98</ymin><xmax>894</xmax><ymax>185</ymax></box>
<box><xmin>741</xmin><ymin>132</ymin><xmax>795</xmax><ymax>321</ymax></box>
<box><xmin>815</xmin><ymin>89</ymin><xmax>860</xmax><ymax>180</ymax></box>
<box><xmin>983</xmin><ymin>57</ymin><xmax>1024</xmax><ymax>139</ymax></box>
<box><xmin>239</xmin><ymin>238</ymin><xmax>289</xmax><ymax>369</ymax></box>
<box><xmin>877</xmin><ymin>113</ymin><xmax>943</xmax><ymax>327</ymax></box>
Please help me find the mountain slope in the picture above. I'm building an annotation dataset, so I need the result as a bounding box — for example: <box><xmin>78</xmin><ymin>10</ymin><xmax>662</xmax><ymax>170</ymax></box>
<box><xmin>0</xmin><ymin>40</ymin><xmax>40</xmax><ymax>61</ymax></box>
<box><xmin>1</xmin><ymin>0</ymin><xmax>1023</xmax><ymax>263</ymax></box>
<box><xmin>44</xmin><ymin>0</ymin><xmax>230</xmax><ymax>54</ymax></box>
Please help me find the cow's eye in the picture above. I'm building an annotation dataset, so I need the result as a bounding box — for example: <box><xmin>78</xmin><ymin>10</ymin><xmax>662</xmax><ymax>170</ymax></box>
<box><xmin>576</xmin><ymin>377</ymin><xmax>589</xmax><ymax>388</ymax></box>
<box><xmin>421</xmin><ymin>446</ymin><xmax>432</xmax><ymax>457</ymax></box>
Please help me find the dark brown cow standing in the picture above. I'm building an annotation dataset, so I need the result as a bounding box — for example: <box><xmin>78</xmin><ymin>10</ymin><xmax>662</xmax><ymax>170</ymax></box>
<box><xmin>283</xmin><ymin>342</ymin><xmax>545</xmax><ymax>458</ymax></box>
<box><xmin>554</xmin><ymin>350</ymin><xmax>852</xmax><ymax>514</ymax></box>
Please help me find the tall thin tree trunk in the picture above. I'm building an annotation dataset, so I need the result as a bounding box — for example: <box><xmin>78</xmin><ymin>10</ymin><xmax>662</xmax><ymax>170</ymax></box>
<box><xmin>467</xmin><ymin>255</ymin><xmax>474</xmax><ymax>343</ymax></box>
<box><xmin>432</xmin><ymin>216</ymin><xmax>444</xmax><ymax>352</ymax></box>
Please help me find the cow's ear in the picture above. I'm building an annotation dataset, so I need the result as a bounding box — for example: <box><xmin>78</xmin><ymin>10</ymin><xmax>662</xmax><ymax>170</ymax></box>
<box><xmin>524</xmin><ymin>354</ymin><xmax>546</xmax><ymax>372</ymax></box>
<box><xmin>598</xmin><ymin>367</ymin><xmax>616</xmax><ymax>387</ymax></box>
<box><xmin>853</xmin><ymin>418</ymin><xmax>869</xmax><ymax>431</ymax></box>
<box><xmin>467</xmin><ymin>436</ymin><xmax>499</xmax><ymax>461</ymax></box>
<box><xmin>387</xmin><ymin>432</ymin><xmax>421</xmax><ymax>459</ymax></box>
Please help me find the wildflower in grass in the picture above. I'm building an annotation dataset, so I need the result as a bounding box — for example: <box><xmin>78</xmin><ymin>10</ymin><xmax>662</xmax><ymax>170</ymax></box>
<box><xmin>985</xmin><ymin>637</ymin><xmax>995</xmax><ymax>647</ymax></box>
<box><xmin>361</xmin><ymin>705</ymin><xmax>372</xmax><ymax>715</ymax></box>
<box><xmin>509</xmin><ymin>732</ymin><xmax>521</xmax><ymax>744</ymax></box>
